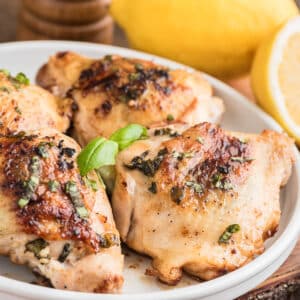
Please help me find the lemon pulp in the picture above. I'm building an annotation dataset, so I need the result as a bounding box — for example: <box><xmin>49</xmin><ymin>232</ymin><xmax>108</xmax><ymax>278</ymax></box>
<box><xmin>279</xmin><ymin>33</ymin><xmax>300</xmax><ymax>125</ymax></box>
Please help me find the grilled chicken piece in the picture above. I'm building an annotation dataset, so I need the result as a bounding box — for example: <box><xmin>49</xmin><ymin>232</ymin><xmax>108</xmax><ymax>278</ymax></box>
<box><xmin>0</xmin><ymin>71</ymin><xmax>71</xmax><ymax>135</ymax></box>
<box><xmin>0</xmin><ymin>129</ymin><xmax>123</xmax><ymax>293</ymax></box>
<box><xmin>37</xmin><ymin>51</ymin><xmax>224</xmax><ymax>145</ymax></box>
<box><xmin>112</xmin><ymin>122</ymin><xmax>295</xmax><ymax>284</ymax></box>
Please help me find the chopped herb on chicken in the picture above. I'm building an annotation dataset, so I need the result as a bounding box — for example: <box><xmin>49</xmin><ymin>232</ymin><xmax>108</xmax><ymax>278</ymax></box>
<box><xmin>125</xmin><ymin>148</ymin><xmax>168</xmax><ymax>177</ymax></box>
<box><xmin>218</xmin><ymin>224</ymin><xmax>240</xmax><ymax>244</ymax></box>
<box><xmin>170</xmin><ymin>186</ymin><xmax>185</xmax><ymax>204</ymax></box>
<box><xmin>48</xmin><ymin>180</ymin><xmax>59</xmax><ymax>192</ymax></box>
<box><xmin>58</xmin><ymin>243</ymin><xmax>72</xmax><ymax>262</ymax></box>
<box><xmin>185</xmin><ymin>181</ymin><xmax>203</xmax><ymax>194</ymax></box>
<box><xmin>65</xmin><ymin>181</ymin><xmax>89</xmax><ymax>219</ymax></box>
<box><xmin>25</xmin><ymin>238</ymin><xmax>49</xmax><ymax>259</ymax></box>
<box><xmin>148</xmin><ymin>181</ymin><xmax>157</xmax><ymax>194</ymax></box>
<box><xmin>98</xmin><ymin>233</ymin><xmax>120</xmax><ymax>248</ymax></box>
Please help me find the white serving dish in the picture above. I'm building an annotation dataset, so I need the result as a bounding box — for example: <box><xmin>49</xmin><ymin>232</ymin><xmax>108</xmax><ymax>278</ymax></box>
<box><xmin>0</xmin><ymin>41</ymin><xmax>299</xmax><ymax>300</ymax></box>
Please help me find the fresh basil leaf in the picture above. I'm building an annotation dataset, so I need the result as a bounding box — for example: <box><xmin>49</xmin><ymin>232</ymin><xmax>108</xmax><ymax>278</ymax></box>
<box><xmin>109</xmin><ymin>124</ymin><xmax>148</xmax><ymax>150</ymax></box>
<box><xmin>99</xmin><ymin>165</ymin><xmax>116</xmax><ymax>193</ymax></box>
<box><xmin>77</xmin><ymin>137</ymin><xmax>106</xmax><ymax>175</ymax></box>
<box><xmin>77</xmin><ymin>138</ymin><xmax>118</xmax><ymax>176</ymax></box>
<box><xmin>95</xmin><ymin>169</ymin><xmax>106</xmax><ymax>189</ymax></box>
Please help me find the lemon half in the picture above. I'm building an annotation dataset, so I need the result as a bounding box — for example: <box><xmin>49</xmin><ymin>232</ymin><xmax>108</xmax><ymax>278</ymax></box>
<box><xmin>251</xmin><ymin>16</ymin><xmax>300</xmax><ymax>144</ymax></box>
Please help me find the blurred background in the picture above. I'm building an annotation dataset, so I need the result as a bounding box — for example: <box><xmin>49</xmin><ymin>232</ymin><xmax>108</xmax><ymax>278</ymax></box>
<box><xmin>0</xmin><ymin>0</ymin><xmax>299</xmax><ymax>79</ymax></box>
<box><xmin>0</xmin><ymin>0</ymin><xmax>127</xmax><ymax>46</ymax></box>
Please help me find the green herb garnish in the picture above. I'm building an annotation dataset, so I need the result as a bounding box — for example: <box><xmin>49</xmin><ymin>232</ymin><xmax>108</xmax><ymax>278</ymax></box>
<box><xmin>172</xmin><ymin>151</ymin><xmax>193</xmax><ymax>160</ymax></box>
<box><xmin>36</xmin><ymin>142</ymin><xmax>49</xmax><ymax>158</ymax></box>
<box><xmin>170</xmin><ymin>186</ymin><xmax>185</xmax><ymax>204</ymax></box>
<box><xmin>129</xmin><ymin>72</ymin><xmax>140</xmax><ymax>81</ymax></box>
<box><xmin>25</xmin><ymin>238</ymin><xmax>49</xmax><ymax>259</ymax></box>
<box><xmin>98</xmin><ymin>233</ymin><xmax>120</xmax><ymax>248</ymax></box>
<box><xmin>65</xmin><ymin>181</ymin><xmax>89</xmax><ymax>219</ymax></box>
<box><xmin>15</xmin><ymin>72</ymin><xmax>30</xmax><ymax>85</ymax></box>
<box><xmin>0</xmin><ymin>86</ymin><xmax>11</xmax><ymax>93</ymax></box>
<box><xmin>184</xmin><ymin>152</ymin><xmax>194</xmax><ymax>158</ymax></box>
<box><xmin>172</xmin><ymin>151</ymin><xmax>184</xmax><ymax>161</ymax></box>
<box><xmin>30</xmin><ymin>156</ymin><xmax>40</xmax><ymax>174</ymax></box>
<box><xmin>18</xmin><ymin>197</ymin><xmax>29</xmax><ymax>208</ymax></box>
<box><xmin>109</xmin><ymin>124</ymin><xmax>147</xmax><ymax>150</ymax></box>
<box><xmin>167</xmin><ymin>114</ymin><xmax>174</xmax><ymax>121</ymax></box>
<box><xmin>24</xmin><ymin>175</ymin><xmax>39</xmax><ymax>193</ymax></box>
<box><xmin>218</xmin><ymin>224</ymin><xmax>240</xmax><ymax>244</ymax></box>
<box><xmin>104</xmin><ymin>54</ymin><xmax>113</xmax><ymax>62</ymax></box>
<box><xmin>125</xmin><ymin>148</ymin><xmax>168</xmax><ymax>177</ymax></box>
<box><xmin>58</xmin><ymin>243</ymin><xmax>72</xmax><ymax>262</ymax></box>
<box><xmin>153</xmin><ymin>127</ymin><xmax>179</xmax><ymax>137</ymax></box>
<box><xmin>211</xmin><ymin>173</ymin><xmax>232</xmax><ymax>190</ymax></box>
<box><xmin>14</xmin><ymin>106</ymin><xmax>22</xmax><ymax>115</ymax></box>
<box><xmin>154</xmin><ymin>127</ymin><xmax>171</xmax><ymax>136</ymax></box>
<box><xmin>230</xmin><ymin>156</ymin><xmax>254</xmax><ymax>163</ymax></box>
<box><xmin>48</xmin><ymin>180</ymin><xmax>59</xmax><ymax>192</ymax></box>
<box><xmin>196</xmin><ymin>137</ymin><xmax>204</xmax><ymax>144</ymax></box>
<box><xmin>77</xmin><ymin>137</ymin><xmax>118</xmax><ymax>176</ymax></box>
<box><xmin>17</xmin><ymin>156</ymin><xmax>40</xmax><ymax>208</ymax></box>
<box><xmin>77</xmin><ymin>124</ymin><xmax>148</xmax><ymax>189</ymax></box>
<box><xmin>65</xmin><ymin>181</ymin><xmax>81</xmax><ymax>205</ymax></box>
<box><xmin>0</xmin><ymin>69</ymin><xmax>10</xmax><ymax>76</ymax></box>
<box><xmin>76</xmin><ymin>206</ymin><xmax>89</xmax><ymax>218</ymax></box>
<box><xmin>83</xmin><ymin>177</ymin><xmax>98</xmax><ymax>191</ymax></box>
<box><xmin>135</xmin><ymin>63</ymin><xmax>143</xmax><ymax>71</ymax></box>
<box><xmin>148</xmin><ymin>182</ymin><xmax>157</xmax><ymax>194</ymax></box>
<box><xmin>0</xmin><ymin>70</ymin><xmax>30</xmax><ymax>89</ymax></box>
<box><xmin>185</xmin><ymin>181</ymin><xmax>203</xmax><ymax>194</ymax></box>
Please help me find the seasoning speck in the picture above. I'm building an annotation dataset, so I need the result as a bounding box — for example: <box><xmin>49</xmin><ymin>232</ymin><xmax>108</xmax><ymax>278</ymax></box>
<box><xmin>230</xmin><ymin>156</ymin><xmax>254</xmax><ymax>163</ymax></box>
<box><xmin>58</xmin><ymin>243</ymin><xmax>72</xmax><ymax>262</ymax></box>
<box><xmin>36</xmin><ymin>143</ymin><xmax>49</xmax><ymax>158</ymax></box>
<box><xmin>170</xmin><ymin>186</ymin><xmax>184</xmax><ymax>204</ymax></box>
<box><xmin>0</xmin><ymin>86</ymin><xmax>11</xmax><ymax>93</ymax></box>
<box><xmin>14</xmin><ymin>106</ymin><xmax>22</xmax><ymax>115</ymax></box>
<box><xmin>167</xmin><ymin>114</ymin><xmax>174</xmax><ymax>122</ymax></box>
<box><xmin>196</xmin><ymin>137</ymin><xmax>204</xmax><ymax>144</ymax></box>
<box><xmin>148</xmin><ymin>181</ymin><xmax>157</xmax><ymax>194</ymax></box>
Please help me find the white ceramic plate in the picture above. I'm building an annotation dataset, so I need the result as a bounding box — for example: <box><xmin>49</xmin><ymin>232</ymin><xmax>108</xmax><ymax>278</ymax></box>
<box><xmin>0</xmin><ymin>41</ymin><xmax>300</xmax><ymax>300</ymax></box>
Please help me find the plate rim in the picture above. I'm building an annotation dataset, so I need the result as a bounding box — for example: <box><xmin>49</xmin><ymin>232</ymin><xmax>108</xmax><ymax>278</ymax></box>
<box><xmin>0</xmin><ymin>40</ymin><xmax>299</xmax><ymax>300</ymax></box>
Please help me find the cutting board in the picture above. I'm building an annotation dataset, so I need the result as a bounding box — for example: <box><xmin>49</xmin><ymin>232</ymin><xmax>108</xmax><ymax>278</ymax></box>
<box><xmin>227</xmin><ymin>76</ymin><xmax>300</xmax><ymax>300</ymax></box>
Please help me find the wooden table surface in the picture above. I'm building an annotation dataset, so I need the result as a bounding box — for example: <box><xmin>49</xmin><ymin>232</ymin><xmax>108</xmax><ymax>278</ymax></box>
<box><xmin>0</xmin><ymin>1</ymin><xmax>300</xmax><ymax>299</ymax></box>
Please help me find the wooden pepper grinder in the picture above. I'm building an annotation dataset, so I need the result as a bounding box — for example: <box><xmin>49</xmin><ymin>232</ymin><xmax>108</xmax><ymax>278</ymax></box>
<box><xmin>17</xmin><ymin>0</ymin><xmax>113</xmax><ymax>44</ymax></box>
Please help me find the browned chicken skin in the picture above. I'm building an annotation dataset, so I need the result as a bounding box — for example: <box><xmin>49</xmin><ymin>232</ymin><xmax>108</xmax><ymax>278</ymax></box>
<box><xmin>37</xmin><ymin>51</ymin><xmax>224</xmax><ymax>145</ymax></box>
<box><xmin>0</xmin><ymin>129</ymin><xmax>123</xmax><ymax>292</ymax></box>
<box><xmin>0</xmin><ymin>72</ymin><xmax>71</xmax><ymax>135</ymax></box>
<box><xmin>112</xmin><ymin>122</ymin><xmax>295</xmax><ymax>284</ymax></box>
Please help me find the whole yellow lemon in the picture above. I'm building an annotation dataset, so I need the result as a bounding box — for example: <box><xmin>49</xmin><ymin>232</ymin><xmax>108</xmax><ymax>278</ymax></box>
<box><xmin>111</xmin><ymin>0</ymin><xmax>298</xmax><ymax>78</ymax></box>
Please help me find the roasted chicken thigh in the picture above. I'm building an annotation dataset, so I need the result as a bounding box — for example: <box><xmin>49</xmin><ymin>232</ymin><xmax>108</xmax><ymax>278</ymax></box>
<box><xmin>112</xmin><ymin>122</ymin><xmax>295</xmax><ymax>284</ymax></box>
<box><xmin>0</xmin><ymin>129</ymin><xmax>123</xmax><ymax>292</ymax></box>
<box><xmin>37</xmin><ymin>51</ymin><xmax>224</xmax><ymax>145</ymax></box>
<box><xmin>0</xmin><ymin>71</ymin><xmax>71</xmax><ymax>135</ymax></box>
